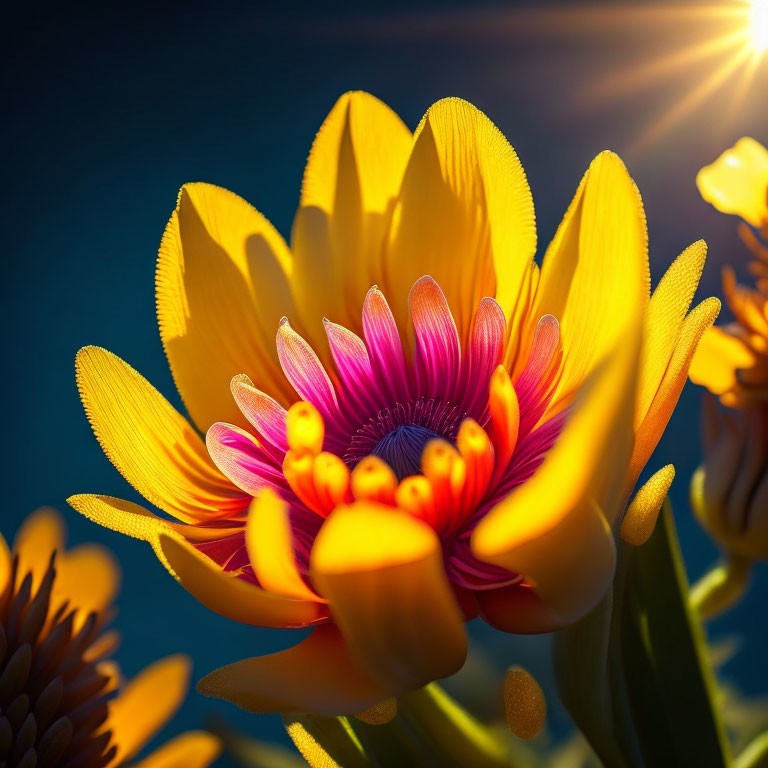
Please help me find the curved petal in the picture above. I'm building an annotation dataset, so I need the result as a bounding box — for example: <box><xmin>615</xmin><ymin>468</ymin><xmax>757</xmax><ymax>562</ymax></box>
<box><xmin>696</xmin><ymin>137</ymin><xmax>768</xmax><ymax>227</ymax></box>
<box><xmin>231</xmin><ymin>374</ymin><xmax>288</xmax><ymax>452</ymax></box>
<box><xmin>75</xmin><ymin>346</ymin><xmax>248</xmax><ymax>522</ymax></box>
<box><xmin>535</xmin><ymin>151</ymin><xmax>648</xmax><ymax>410</ymax></box>
<box><xmin>291</xmin><ymin>91</ymin><xmax>413</xmax><ymax>346</ymax></box>
<box><xmin>472</xmin><ymin>314</ymin><xmax>641</xmax><ymax>623</ymax></box>
<box><xmin>154</xmin><ymin>531</ymin><xmax>324</xmax><ymax>628</ymax></box>
<box><xmin>132</xmin><ymin>732</ymin><xmax>221</xmax><ymax>768</ymax></box>
<box><xmin>630</xmin><ymin>297</ymin><xmax>721</xmax><ymax>490</ymax></box>
<box><xmin>13</xmin><ymin>507</ymin><xmax>65</xmax><ymax>591</ymax></box>
<box><xmin>107</xmin><ymin>655</ymin><xmax>190</xmax><ymax>765</ymax></box>
<box><xmin>206</xmin><ymin>423</ymin><xmax>284</xmax><ymax>496</ymax></box>
<box><xmin>55</xmin><ymin>544</ymin><xmax>121</xmax><ymax>623</ymax></box>
<box><xmin>246</xmin><ymin>489</ymin><xmax>324</xmax><ymax>602</ymax></box>
<box><xmin>310</xmin><ymin>502</ymin><xmax>467</xmax><ymax>691</ymax></box>
<box><xmin>620</xmin><ymin>464</ymin><xmax>675</xmax><ymax>546</ymax></box>
<box><xmin>0</xmin><ymin>534</ymin><xmax>10</xmax><ymax>595</ymax></box>
<box><xmin>688</xmin><ymin>325</ymin><xmax>756</xmax><ymax>396</ymax></box>
<box><xmin>384</xmin><ymin>98</ymin><xmax>537</xmax><ymax>345</ymax></box>
<box><xmin>637</xmin><ymin>240</ymin><xmax>707</xmax><ymax>426</ymax></box>
<box><xmin>157</xmin><ymin>182</ymin><xmax>296</xmax><ymax>431</ymax></box>
<box><xmin>197</xmin><ymin>624</ymin><xmax>391</xmax><ymax>716</ymax></box>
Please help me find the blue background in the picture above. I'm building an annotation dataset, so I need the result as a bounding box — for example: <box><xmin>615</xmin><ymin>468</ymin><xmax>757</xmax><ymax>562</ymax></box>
<box><xmin>3</xmin><ymin>1</ymin><xmax>766</xmax><ymax>762</ymax></box>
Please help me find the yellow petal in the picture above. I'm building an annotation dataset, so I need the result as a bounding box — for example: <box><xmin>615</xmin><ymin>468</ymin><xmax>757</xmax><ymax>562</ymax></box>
<box><xmin>55</xmin><ymin>544</ymin><xmax>120</xmax><ymax>625</ymax></box>
<box><xmin>157</xmin><ymin>182</ymin><xmax>296</xmax><ymax>432</ymax></box>
<box><xmin>637</xmin><ymin>240</ymin><xmax>707</xmax><ymax>427</ymax></box>
<box><xmin>68</xmin><ymin>494</ymin><xmax>177</xmax><ymax>541</ymax></box>
<box><xmin>535</xmin><ymin>151</ymin><xmax>648</xmax><ymax>409</ymax></box>
<box><xmin>245</xmin><ymin>489</ymin><xmax>323</xmax><ymax>602</ymax></box>
<box><xmin>688</xmin><ymin>325</ymin><xmax>756</xmax><ymax>396</ymax></box>
<box><xmin>630</xmin><ymin>297</ymin><xmax>721</xmax><ymax>490</ymax></box>
<box><xmin>155</xmin><ymin>532</ymin><xmax>323</xmax><ymax>628</ymax></box>
<box><xmin>108</xmin><ymin>655</ymin><xmax>190</xmax><ymax>765</ymax></box>
<box><xmin>75</xmin><ymin>346</ymin><xmax>247</xmax><ymax>522</ymax></box>
<box><xmin>620</xmin><ymin>464</ymin><xmax>675</xmax><ymax>546</ymax></box>
<box><xmin>384</xmin><ymin>98</ymin><xmax>537</xmax><ymax>345</ymax></box>
<box><xmin>310</xmin><ymin>502</ymin><xmax>467</xmax><ymax>690</ymax></box>
<box><xmin>472</xmin><ymin>313</ymin><xmax>642</xmax><ymax>623</ymax></box>
<box><xmin>14</xmin><ymin>507</ymin><xmax>65</xmax><ymax>592</ymax></box>
<box><xmin>696</xmin><ymin>137</ymin><xmax>768</xmax><ymax>227</ymax></box>
<box><xmin>132</xmin><ymin>732</ymin><xmax>221</xmax><ymax>768</ymax></box>
<box><xmin>291</xmin><ymin>91</ymin><xmax>413</xmax><ymax>345</ymax></box>
<box><xmin>197</xmin><ymin>624</ymin><xmax>390</xmax><ymax>715</ymax></box>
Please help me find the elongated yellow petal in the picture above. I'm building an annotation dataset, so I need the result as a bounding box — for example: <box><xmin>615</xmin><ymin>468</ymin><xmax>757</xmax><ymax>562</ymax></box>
<box><xmin>504</xmin><ymin>667</ymin><xmax>546</xmax><ymax>740</ymax></box>
<box><xmin>157</xmin><ymin>182</ymin><xmax>296</xmax><ymax>432</ymax></box>
<box><xmin>197</xmin><ymin>624</ymin><xmax>390</xmax><ymax>715</ymax></box>
<box><xmin>75</xmin><ymin>346</ymin><xmax>247</xmax><ymax>522</ymax></box>
<box><xmin>310</xmin><ymin>502</ymin><xmax>467</xmax><ymax>690</ymax></box>
<box><xmin>688</xmin><ymin>325</ymin><xmax>756</xmax><ymax>396</ymax></box>
<box><xmin>13</xmin><ymin>507</ymin><xmax>65</xmax><ymax>592</ymax></box>
<box><xmin>107</xmin><ymin>655</ymin><xmax>190</xmax><ymax>765</ymax></box>
<box><xmin>472</xmin><ymin>311</ymin><xmax>641</xmax><ymax>622</ymax></box>
<box><xmin>246</xmin><ymin>489</ymin><xmax>323</xmax><ymax>602</ymax></box>
<box><xmin>696</xmin><ymin>137</ymin><xmax>768</xmax><ymax>227</ymax></box>
<box><xmin>620</xmin><ymin>464</ymin><xmax>675</xmax><ymax>546</ymax></box>
<box><xmin>291</xmin><ymin>91</ymin><xmax>413</xmax><ymax>345</ymax></box>
<box><xmin>630</xmin><ymin>297</ymin><xmax>721</xmax><ymax>489</ymax></box>
<box><xmin>535</xmin><ymin>151</ymin><xmax>648</xmax><ymax>409</ymax></box>
<box><xmin>132</xmin><ymin>732</ymin><xmax>221</xmax><ymax>768</ymax></box>
<box><xmin>384</xmin><ymin>98</ymin><xmax>537</xmax><ymax>345</ymax></box>
<box><xmin>637</xmin><ymin>240</ymin><xmax>707</xmax><ymax>427</ymax></box>
<box><xmin>155</xmin><ymin>532</ymin><xmax>323</xmax><ymax>628</ymax></box>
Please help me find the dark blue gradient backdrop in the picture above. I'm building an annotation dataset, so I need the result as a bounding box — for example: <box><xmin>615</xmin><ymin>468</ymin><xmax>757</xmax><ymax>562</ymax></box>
<box><xmin>3</xmin><ymin>2</ymin><xmax>766</xmax><ymax>762</ymax></box>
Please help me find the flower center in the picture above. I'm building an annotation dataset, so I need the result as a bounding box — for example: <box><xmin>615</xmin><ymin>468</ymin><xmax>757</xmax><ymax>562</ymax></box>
<box><xmin>344</xmin><ymin>397</ymin><xmax>466</xmax><ymax>478</ymax></box>
<box><xmin>371</xmin><ymin>424</ymin><xmax>443</xmax><ymax>481</ymax></box>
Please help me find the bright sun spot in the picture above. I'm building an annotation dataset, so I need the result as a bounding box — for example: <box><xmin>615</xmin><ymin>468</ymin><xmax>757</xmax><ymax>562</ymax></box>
<box><xmin>749</xmin><ymin>0</ymin><xmax>768</xmax><ymax>53</ymax></box>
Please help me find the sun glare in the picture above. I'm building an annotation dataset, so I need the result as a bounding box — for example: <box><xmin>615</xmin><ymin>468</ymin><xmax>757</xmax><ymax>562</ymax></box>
<box><xmin>749</xmin><ymin>0</ymin><xmax>768</xmax><ymax>53</ymax></box>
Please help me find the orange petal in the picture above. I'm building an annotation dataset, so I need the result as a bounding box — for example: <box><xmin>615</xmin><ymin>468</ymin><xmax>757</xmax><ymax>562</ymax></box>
<box><xmin>13</xmin><ymin>507</ymin><xmax>65</xmax><ymax>592</ymax></box>
<box><xmin>132</xmin><ymin>732</ymin><xmax>221</xmax><ymax>768</ymax></box>
<box><xmin>310</xmin><ymin>502</ymin><xmax>467</xmax><ymax>691</ymax></box>
<box><xmin>688</xmin><ymin>325</ymin><xmax>756</xmax><ymax>396</ymax></box>
<box><xmin>107</xmin><ymin>655</ymin><xmax>191</xmax><ymax>765</ymax></box>
<box><xmin>476</xmin><ymin>585</ymin><xmax>565</xmax><ymax>635</ymax></box>
<box><xmin>197</xmin><ymin>624</ymin><xmax>391</xmax><ymax>715</ymax></box>
<box><xmin>155</xmin><ymin>532</ymin><xmax>324</xmax><ymax>628</ymax></box>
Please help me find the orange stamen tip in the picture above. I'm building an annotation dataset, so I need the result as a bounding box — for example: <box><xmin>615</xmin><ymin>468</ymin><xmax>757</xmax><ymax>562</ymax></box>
<box><xmin>351</xmin><ymin>456</ymin><xmax>397</xmax><ymax>503</ymax></box>
<box><xmin>354</xmin><ymin>697</ymin><xmax>398</xmax><ymax>725</ymax></box>
<box><xmin>286</xmin><ymin>401</ymin><xmax>324</xmax><ymax>455</ymax></box>
<box><xmin>504</xmin><ymin>666</ymin><xmax>546</xmax><ymax>740</ymax></box>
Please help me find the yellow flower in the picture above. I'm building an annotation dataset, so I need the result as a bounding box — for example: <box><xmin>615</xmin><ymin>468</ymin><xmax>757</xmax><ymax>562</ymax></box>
<box><xmin>69</xmin><ymin>92</ymin><xmax>717</xmax><ymax>715</ymax></box>
<box><xmin>696</xmin><ymin>137</ymin><xmax>768</xmax><ymax>229</ymax></box>
<box><xmin>0</xmin><ymin>508</ymin><xmax>220</xmax><ymax>768</ymax></box>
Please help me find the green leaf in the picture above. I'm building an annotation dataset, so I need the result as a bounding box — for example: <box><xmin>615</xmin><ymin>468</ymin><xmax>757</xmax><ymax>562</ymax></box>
<box><xmin>554</xmin><ymin>501</ymin><xmax>732</xmax><ymax>767</ymax></box>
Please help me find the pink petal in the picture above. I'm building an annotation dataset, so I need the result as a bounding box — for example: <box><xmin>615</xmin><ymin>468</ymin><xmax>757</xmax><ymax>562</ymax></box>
<box><xmin>409</xmin><ymin>276</ymin><xmax>461</xmax><ymax>402</ymax></box>
<box><xmin>362</xmin><ymin>286</ymin><xmax>410</xmax><ymax>402</ymax></box>
<box><xmin>462</xmin><ymin>297</ymin><xmax>506</xmax><ymax>418</ymax></box>
<box><xmin>276</xmin><ymin>318</ymin><xmax>340</xmax><ymax>424</ymax></box>
<box><xmin>207</xmin><ymin>423</ymin><xmax>284</xmax><ymax>497</ymax></box>
<box><xmin>231</xmin><ymin>374</ymin><xmax>288</xmax><ymax>454</ymax></box>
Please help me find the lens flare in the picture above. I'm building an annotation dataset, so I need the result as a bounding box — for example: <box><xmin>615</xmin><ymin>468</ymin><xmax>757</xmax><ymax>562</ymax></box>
<box><xmin>749</xmin><ymin>0</ymin><xmax>768</xmax><ymax>53</ymax></box>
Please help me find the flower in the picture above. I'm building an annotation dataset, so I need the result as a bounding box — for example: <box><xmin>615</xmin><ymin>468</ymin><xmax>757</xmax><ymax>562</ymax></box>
<box><xmin>691</xmin><ymin>397</ymin><xmax>768</xmax><ymax>563</ymax></box>
<box><xmin>0</xmin><ymin>508</ymin><xmax>220</xmax><ymax>767</ymax></box>
<box><xmin>69</xmin><ymin>92</ymin><xmax>718</xmax><ymax>715</ymax></box>
<box><xmin>696</xmin><ymin>137</ymin><xmax>768</xmax><ymax>229</ymax></box>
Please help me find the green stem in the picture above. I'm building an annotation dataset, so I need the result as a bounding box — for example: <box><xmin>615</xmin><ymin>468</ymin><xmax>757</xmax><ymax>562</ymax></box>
<box><xmin>690</xmin><ymin>555</ymin><xmax>752</xmax><ymax>621</ymax></box>
<box><xmin>735</xmin><ymin>732</ymin><xmax>768</xmax><ymax>768</ymax></box>
<box><xmin>398</xmin><ymin>683</ymin><xmax>518</xmax><ymax>768</ymax></box>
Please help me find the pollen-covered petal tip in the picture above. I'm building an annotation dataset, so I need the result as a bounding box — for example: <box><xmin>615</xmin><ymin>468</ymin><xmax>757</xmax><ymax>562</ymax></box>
<box><xmin>621</xmin><ymin>464</ymin><xmax>675</xmax><ymax>546</ymax></box>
